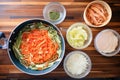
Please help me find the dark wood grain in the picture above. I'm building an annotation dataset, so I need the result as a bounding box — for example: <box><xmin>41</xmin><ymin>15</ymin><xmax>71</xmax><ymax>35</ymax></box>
<box><xmin>0</xmin><ymin>0</ymin><xmax>120</xmax><ymax>79</ymax></box>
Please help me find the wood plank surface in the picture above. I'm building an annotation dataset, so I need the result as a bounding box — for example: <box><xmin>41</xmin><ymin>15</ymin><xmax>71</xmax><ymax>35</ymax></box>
<box><xmin>0</xmin><ymin>0</ymin><xmax>120</xmax><ymax>79</ymax></box>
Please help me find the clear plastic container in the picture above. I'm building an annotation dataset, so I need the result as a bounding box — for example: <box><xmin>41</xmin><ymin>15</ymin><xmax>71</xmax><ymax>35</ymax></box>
<box><xmin>43</xmin><ymin>2</ymin><xmax>66</xmax><ymax>24</ymax></box>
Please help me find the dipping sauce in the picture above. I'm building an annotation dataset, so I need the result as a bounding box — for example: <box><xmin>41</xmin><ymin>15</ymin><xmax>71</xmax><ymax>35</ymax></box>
<box><xmin>67</xmin><ymin>23</ymin><xmax>88</xmax><ymax>48</ymax></box>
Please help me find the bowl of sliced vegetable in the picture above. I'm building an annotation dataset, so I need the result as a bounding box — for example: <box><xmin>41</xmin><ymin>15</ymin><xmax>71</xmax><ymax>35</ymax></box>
<box><xmin>0</xmin><ymin>19</ymin><xmax>65</xmax><ymax>75</ymax></box>
<box><xmin>66</xmin><ymin>23</ymin><xmax>92</xmax><ymax>49</ymax></box>
<box><xmin>63</xmin><ymin>51</ymin><xmax>92</xmax><ymax>79</ymax></box>
<box><xmin>83</xmin><ymin>0</ymin><xmax>112</xmax><ymax>27</ymax></box>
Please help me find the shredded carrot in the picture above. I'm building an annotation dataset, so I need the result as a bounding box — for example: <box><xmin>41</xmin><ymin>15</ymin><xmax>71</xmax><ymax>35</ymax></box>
<box><xmin>20</xmin><ymin>29</ymin><xmax>59</xmax><ymax>64</ymax></box>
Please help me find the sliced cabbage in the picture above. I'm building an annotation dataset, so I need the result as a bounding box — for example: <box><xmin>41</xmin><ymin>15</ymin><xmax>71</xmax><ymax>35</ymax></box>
<box><xmin>67</xmin><ymin>26</ymin><xmax>88</xmax><ymax>47</ymax></box>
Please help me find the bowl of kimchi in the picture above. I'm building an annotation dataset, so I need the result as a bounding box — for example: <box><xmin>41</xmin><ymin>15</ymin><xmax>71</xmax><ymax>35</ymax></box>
<box><xmin>6</xmin><ymin>19</ymin><xmax>65</xmax><ymax>75</ymax></box>
<box><xmin>83</xmin><ymin>0</ymin><xmax>112</xmax><ymax>27</ymax></box>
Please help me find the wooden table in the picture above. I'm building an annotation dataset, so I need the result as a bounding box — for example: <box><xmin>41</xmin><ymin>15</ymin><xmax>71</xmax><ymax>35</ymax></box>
<box><xmin>0</xmin><ymin>0</ymin><xmax>120</xmax><ymax>79</ymax></box>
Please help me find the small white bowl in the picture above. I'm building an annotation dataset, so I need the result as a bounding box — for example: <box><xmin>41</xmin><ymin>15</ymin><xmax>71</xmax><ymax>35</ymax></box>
<box><xmin>94</xmin><ymin>29</ymin><xmax>120</xmax><ymax>57</ymax></box>
<box><xmin>83</xmin><ymin>0</ymin><xmax>112</xmax><ymax>27</ymax></box>
<box><xmin>66</xmin><ymin>23</ymin><xmax>92</xmax><ymax>49</ymax></box>
<box><xmin>63</xmin><ymin>51</ymin><xmax>92</xmax><ymax>79</ymax></box>
<box><xmin>43</xmin><ymin>2</ymin><xmax>66</xmax><ymax>24</ymax></box>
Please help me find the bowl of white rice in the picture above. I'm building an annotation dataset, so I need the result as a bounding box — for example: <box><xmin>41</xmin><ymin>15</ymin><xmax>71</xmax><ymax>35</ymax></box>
<box><xmin>63</xmin><ymin>51</ymin><xmax>92</xmax><ymax>79</ymax></box>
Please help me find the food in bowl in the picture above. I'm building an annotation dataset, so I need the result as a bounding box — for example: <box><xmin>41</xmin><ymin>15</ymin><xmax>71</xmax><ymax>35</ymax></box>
<box><xmin>66</xmin><ymin>23</ymin><xmax>92</xmax><ymax>49</ymax></box>
<box><xmin>43</xmin><ymin>2</ymin><xmax>66</xmax><ymax>24</ymax></box>
<box><xmin>94</xmin><ymin>29</ymin><xmax>120</xmax><ymax>57</ymax></box>
<box><xmin>67</xmin><ymin>25</ymin><xmax>88</xmax><ymax>47</ymax></box>
<box><xmin>12</xmin><ymin>22</ymin><xmax>62</xmax><ymax>70</ymax></box>
<box><xmin>49</xmin><ymin>11</ymin><xmax>60</xmax><ymax>21</ymax></box>
<box><xmin>95</xmin><ymin>30</ymin><xmax>118</xmax><ymax>53</ymax></box>
<box><xmin>64</xmin><ymin>51</ymin><xmax>92</xmax><ymax>78</ymax></box>
<box><xmin>84</xmin><ymin>0</ymin><xmax>112</xmax><ymax>27</ymax></box>
<box><xmin>86</xmin><ymin>3</ymin><xmax>108</xmax><ymax>26</ymax></box>
<box><xmin>66</xmin><ymin>53</ymin><xmax>88</xmax><ymax>75</ymax></box>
